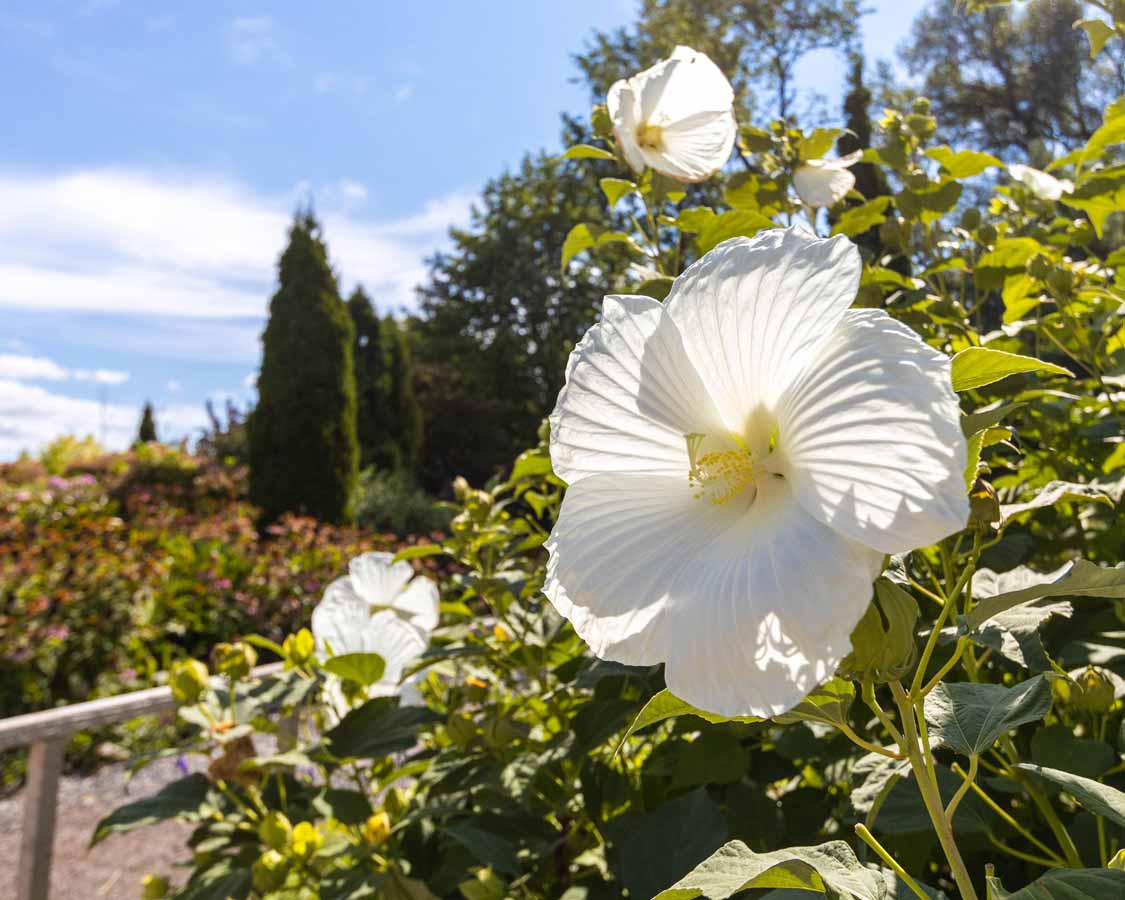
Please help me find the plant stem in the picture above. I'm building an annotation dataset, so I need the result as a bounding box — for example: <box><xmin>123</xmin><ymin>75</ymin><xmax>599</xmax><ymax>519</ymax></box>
<box><xmin>862</xmin><ymin>682</ymin><xmax>906</xmax><ymax>747</ymax></box>
<box><xmin>855</xmin><ymin>824</ymin><xmax>929</xmax><ymax>900</ymax></box>
<box><xmin>988</xmin><ymin>836</ymin><xmax>1065</xmax><ymax>869</ymax></box>
<box><xmin>839</xmin><ymin>722</ymin><xmax>906</xmax><ymax>760</ymax></box>
<box><xmin>891</xmin><ymin>681</ymin><xmax>979</xmax><ymax>900</ymax></box>
<box><xmin>946</xmin><ymin>754</ymin><xmax>978</xmax><ymax>819</ymax></box>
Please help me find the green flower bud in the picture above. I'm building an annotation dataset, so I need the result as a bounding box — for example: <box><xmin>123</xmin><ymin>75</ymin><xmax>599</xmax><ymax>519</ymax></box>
<box><xmin>838</xmin><ymin>578</ymin><xmax>919</xmax><ymax>683</ymax></box>
<box><xmin>258</xmin><ymin>811</ymin><xmax>292</xmax><ymax>851</ymax></box>
<box><xmin>959</xmin><ymin>208</ymin><xmax>982</xmax><ymax>231</ymax></box>
<box><xmin>170</xmin><ymin>658</ymin><xmax>210</xmax><ymax>705</ymax></box>
<box><xmin>1056</xmin><ymin>666</ymin><xmax>1117</xmax><ymax>715</ymax></box>
<box><xmin>282</xmin><ymin>629</ymin><xmax>315</xmax><ymax>667</ymax></box>
<box><xmin>1046</xmin><ymin>266</ymin><xmax>1075</xmax><ymax>297</ymax></box>
<box><xmin>211</xmin><ymin>641</ymin><xmax>257</xmax><ymax>681</ymax></box>
<box><xmin>140</xmin><ymin>873</ymin><xmax>169</xmax><ymax>900</ymax></box>
<box><xmin>1026</xmin><ymin>253</ymin><xmax>1053</xmax><ymax>280</ymax></box>
<box><xmin>969</xmin><ymin>478</ymin><xmax>1001</xmax><ymax>528</ymax></box>
<box><xmin>911</xmin><ymin>97</ymin><xmax>932</xmax><ymax>116</ymax></box>
<box><xmin>459</xmin><ymin>868</ymin><xmax>508</xmax><ymax>900</ymax></box>
<box><xmin>452</xmin><ymin>475</ymin><xmax>471</xmax><ymax>501</ymax></box>
<box><xmin>591</xmin><ymin>103</ymin><xmax>613</xmax><ymax>140</ymax></box>
<box><xmin>252</xmin><ymin>850</ymin><xmax>288</xmax><ymax>894</ymax></box>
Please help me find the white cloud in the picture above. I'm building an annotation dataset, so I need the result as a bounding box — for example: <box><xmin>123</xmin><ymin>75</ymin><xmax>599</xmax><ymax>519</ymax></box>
<box><xmin>0</xmin><ymin>379</ymin><xmax>210</xmax><ymax>459</ymax></box>
<box><xmin>394</xmin><ymin>83</ymin><xmax>415</xmax><ymax>104</ymax></box>
<box><xmin>225</xmin><ymin>16</ymin><xmax>283</xmax><ymax>67</ymax></box>
<box><xmin>0</xmin><ymin>353</ymin><xmax>128</xmax><ymax>385</ymax></box>
<box><xmin>74</xmin><ymin>368</ymin><xmax>129</xmax><ymax>385</ymax></box>
<box><xmin>0</xmin><ymin>353</ymin><xmax>68</xmax><ymax>381</ymax></box>
<box><xmin>0</xmin><ymin>168</ymin><xmax>474</xmax><ymax>319</ymax></box>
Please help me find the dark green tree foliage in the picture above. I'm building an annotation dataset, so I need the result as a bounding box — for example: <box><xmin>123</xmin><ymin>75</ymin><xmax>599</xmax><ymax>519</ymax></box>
<box><xmin>575</xmin><ymin>0</ymin><xmax>863</xmax><ymax>122</ymax></box>
<box><xmin>347</xmin><ymin>287</ymin><xmax>395</xmax><ymax>471</ymax></box>
<box><xmin>380</xmin><ymin>316</ymin><xmax>423</xmax><ymax>476</ymax></box>
<box><xmin>249</xmin><ymin>213</ymin><xmax>358</xmax><ymax>524</ymax></box>
<box><xmin>415</xmin><ymin>146</ymin><xmax>629</xmax><ymax>489</ymax></box>
<box><xmin>136</xmin><ymin>402</ymin><xmax>157</xmax><ymax>444</ymax></box>
<box><xmin>899</xmin><ymin>0</ymin><xmax>1125</xmax><ymax>155</ymax></box>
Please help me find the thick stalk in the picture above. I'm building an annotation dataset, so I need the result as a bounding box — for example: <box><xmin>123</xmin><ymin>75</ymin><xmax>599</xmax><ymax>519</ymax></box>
<box><xmin>892</xmin><ymin>681</ymin><xmax>979</xmax><ymax>900</ymax></box>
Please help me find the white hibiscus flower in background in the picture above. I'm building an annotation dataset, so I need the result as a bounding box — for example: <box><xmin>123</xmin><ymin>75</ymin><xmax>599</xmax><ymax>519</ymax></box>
<box><xmin>793</xmin><ymin>151</ymin><xmax>863</xmax><ymax>208</ymax></box>
<box><xmin>311</xmin><ymin>553</ymin><xmax>437</xmax><ymax>714</ymax></box>
<box><xmin>1008</xmin><ymin>163</ymin><xmax>1074</xmax><ymax>202</ymax></box>
<box><xmin>609</xmin><ymin>45</ymin><xmax>737</xmax><ymax>182</ymax></box>
<box><xmin>545</xmin><ymin>227</ymin><xmax>968</xmax><ymax>717</ymax></box>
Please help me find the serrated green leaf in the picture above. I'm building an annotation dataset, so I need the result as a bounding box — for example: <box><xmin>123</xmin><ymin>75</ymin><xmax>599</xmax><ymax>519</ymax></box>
<box><xmin>600</xmin><ymin>177</ymin><xmax>637</xmax><ymax>209</ymax></box>
<box><xmin>773</xmin><ymin>678</ymin><xmax>855</xmax><ymax>729</ymax></box>
<box><xmin>91</xmin><ymin>773</ymin><xmax>210</xmax><ymax>845</ymax></box>
<box><xmin>1017</xmin><ymin>764</ymin><xmax>1125</xmax><ymax>828</ymax></box>
<box><xmin>923</xmin><ymin>675</ymin><xmax>1053</xmax><ymax>756</ymax></box>
<box><xmin>951</xmin><ymin>347</ymin><xmax>1072</xmax><ymax>391</ymax></box>
<box><xmin>696</xmin><ymin>210</ymin><xmax>775</xmax><ymax>253</ymax></box>
<box><xmin>322</xmin><ymin>651</ymin><xmax>386</xmax><ymax>687</ymax></box>
<box><xmin>560</xmin><ymin>144</ymin><xmax>614</xmax><ymax>161</ymax></box>
<box><xmin>650</xmin><ymin>839</ymin><xmax>885</xmax><ymax>900</ymax></box>
<box><xmin>965</xmin><ymin>561</ymin><xmax>1125</xmax><ymax>632</ymax></box>
<box><xmin>926</xmin><ymin>146</ymin><xmax>1002</xmax><ymax>179</ymax></box>
<box><xmin>987</xmin><ymin>868</ymin><xmax>1125</xmax><ymax>900</ymax></box>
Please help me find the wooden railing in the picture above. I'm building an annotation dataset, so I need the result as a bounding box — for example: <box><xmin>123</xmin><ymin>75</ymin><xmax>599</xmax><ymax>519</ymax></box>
<box><xmin>0</xmin><ymin>663</ymin><xmax>283</xmax><ymax>900</ymax></box>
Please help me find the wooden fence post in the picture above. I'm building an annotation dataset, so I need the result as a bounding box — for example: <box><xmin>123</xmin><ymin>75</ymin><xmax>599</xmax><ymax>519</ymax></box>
<box><xmin>17</xmin><ymin>738</ymin><xmax>65</xmax><ymax>900</ymax></box>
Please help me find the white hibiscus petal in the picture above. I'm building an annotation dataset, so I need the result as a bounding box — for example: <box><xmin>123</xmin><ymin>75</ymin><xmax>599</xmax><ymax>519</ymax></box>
<box><xmin>608</xmin><ymin>80</ymin><xmax>647</xmax><ymax>175</ymax></box>
<box><xmin>549</xmin><ymin>293</ymin><xmax>724</xmax><ymax>484</ymax></box>
<box><xmin>778</xmin><ymin>308</ymin><xmax>969</xmax><ymax>555</ymax></box>
<box><xmin>311</xmin><ymin>587</ymin><xmax>370</xmax><ymax>659</ymax></box>
<box><xmin>348</xmin><ymin>551</ymin><xmax>413</xmax><ymax>604</ymax></box>
<box><xmin>545</xmin><ymin>474</ymin><xmax>882</xmax><ymax>717</ymax></box>
<box><xmin>393</xmin><ymin>577</ymin><xmax>440</xmax><ymax>634</ymax></box>
<box><xmin>646</xmin><ymin>46</ymin><xmax>735</xmax><ymax>122</ymax></box>
<box><xmin>664</xmin><ymin>227</ymin><xmax>861</xmax><ymax>429</ymax></box>
<box><xmin>365</xmin><ymin>611</ymin><xmax>428</xmax><ymax>684</ymax></box>
<box><xmin>793</xmin><ymin>162</ymin><xmax>856</xmax><ymax>207</ymax></box>
<box><xmin>650</xmin><ymin>109</ymin><xmax>737</xmax><ymax>181</ymax></box>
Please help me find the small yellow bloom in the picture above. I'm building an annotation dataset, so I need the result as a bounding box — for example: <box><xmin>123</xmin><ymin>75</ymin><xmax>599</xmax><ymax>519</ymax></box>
<box><xmin>363</xmin><ymin>811</ymin><xmax>392</xmax><ymax>847</ymax></box>
<box><xmin>492</xmin><ymin>624</ymin><xmax>510</xmax><ymax>643</ymax></box>
<box><xmin>289</xmin><ymin>821</ymin><xmax>323</xmax><ymax>858</ymax></box>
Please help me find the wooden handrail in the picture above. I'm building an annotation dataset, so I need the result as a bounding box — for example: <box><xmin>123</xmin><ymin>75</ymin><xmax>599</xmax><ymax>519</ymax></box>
<box><xmin>0</xmin><ymin>662</ymin><xmax>284</xmax><ymax>751</ymax></box>
<box><xmin>3</xmin><ymin>661</ymin><xmax>283</xmax><ymax>900</ymax></box>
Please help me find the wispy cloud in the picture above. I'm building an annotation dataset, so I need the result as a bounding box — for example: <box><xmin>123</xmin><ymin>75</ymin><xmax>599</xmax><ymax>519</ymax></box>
<box><xmin>0</xmin><ymin>353</ymin><xmax>128</xmax><ymax>385</ymax></box>
<box><xmin>393</xmin><ymin>83</ymin><xmax>415</xmax><ymax>104</ymax></box>
<box><xmin>0</xmin><ymin>167</ymin><xmax>474</xmax><ymax>319</ymax></box>
<box><xmin>0</xmin><ymin>378</ymin><xmax>210</xmax><ymax>459</ymax></box>
<box><xmin>314</xmin><ymin>72</ymin><xmax>369</xmax><ymax>96</ymax></box>
<box><xmin>225</xmin><ymin>16</ymin><xmax>284</xmax><ymax>67</ymax></box>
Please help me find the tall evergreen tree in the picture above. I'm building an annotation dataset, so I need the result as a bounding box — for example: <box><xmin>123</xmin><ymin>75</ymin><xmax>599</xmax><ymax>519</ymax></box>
<box><xmin>249</xmin><ymin>212</ymin><xmax>358</xmax><ymax>524</ymax></box>
<box><xmin>136</xmin><ymin>402</ymin><xmax>158</xmax><ymax>444</ymax></box>
<box><xmin>347</xmin><ymin>287</ymin><xmax>396</xmax><ymax>471</ymax></box>
<box><xmin>381</xmin><ymin>316</ymin><xmax>423</xmax><ymax>476</ymax></box>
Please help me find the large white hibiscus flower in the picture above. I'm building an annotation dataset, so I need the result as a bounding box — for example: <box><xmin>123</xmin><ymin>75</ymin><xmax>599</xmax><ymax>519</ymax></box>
<box><xmin>793</xmin><ymin>151</ymin><xmax>863</xmax><ymax>208</ymax></box>
<box><xmin>545</xmin><ymin>227</ymin><xmax>968</xmax><ymax>717</ymax></box>
<box><xmin>608</xmin><ymin>46</ymin><xmax>737</xmax><ymax>183</ymax></box>
<box><xmin>1008</xmin><ymin>163</ymin><xmax>1073</xmax><ymax>202</ymax></box>
<box><xmin>311</xmin><ymin>553</ymin><xmax>437</xmax><ymax>713</ymax></box>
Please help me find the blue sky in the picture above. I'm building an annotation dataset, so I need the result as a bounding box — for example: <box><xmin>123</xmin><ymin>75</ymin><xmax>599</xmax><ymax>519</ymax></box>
<box><xmin>0</xmin><ymin>0</ymin><xmax>926</xmax><ymax>459</ymax></box>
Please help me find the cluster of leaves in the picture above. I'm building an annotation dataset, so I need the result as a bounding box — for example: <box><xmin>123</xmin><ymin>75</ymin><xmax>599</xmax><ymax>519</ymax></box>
<box><xmin>0</xmin><ymin>444</ymin><xmax>450</xmax><ymax>783</ymax></box>
<box><xmin>81</xmin><ymin>5</ymin><xmax>1125</xmax><ymax>899</ymax></box>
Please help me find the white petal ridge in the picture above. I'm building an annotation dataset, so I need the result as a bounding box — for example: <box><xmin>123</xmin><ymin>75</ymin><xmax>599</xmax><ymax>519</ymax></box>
<box><xmin>778</xmin><ymin>308</ymin><xmax>969</xmax><ymax>554</ymax></box>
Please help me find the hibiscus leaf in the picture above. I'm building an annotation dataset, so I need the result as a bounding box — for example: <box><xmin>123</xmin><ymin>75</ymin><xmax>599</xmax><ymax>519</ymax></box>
<box><xmin>600</xmin><ymin>177</ymin><xmax>637</xmax><ymax>210</ymax></box>
<box><xmin>1030</xmin><ymin>727</ymin><xmax>1115</xmax><ymax>780</ymax></box>
<box><xmin>773</xmin><ymin>678</ymin><xmax>855</xmax><ymax>729</ymax></box>
<box><xmin>950</xmin><ymin>347</ymin><xmax>1072</xmax><ymax>392</ymax></box>
<box><xmin>986</xmin><ymin>868</ymin><xmax>1125</xmax><ymax>900</ymax></box>
<box><xmin>615</xmin><ymin>689</ymin><xmax>762</xmax><ymax>754</ymax></box>
<box><xmin>91</xmin><ymin>773</ymin><xmax>211</xmax><ymax>845</ymax></box>
<box><xmin>999</xmin><ymin>480</ymin><xmax>1114</xmax><ymax>524</ymax></box>
<box><xmin>965</xmin><ymin>561</ymin><xmax>1125</xmax><ymax>632</ymax></box>
<box><xmin>797</xmin><ymin>128</ymin><xmax>845</xmax><ymax>161</ymax></box>
<box><xmin>1074</xmin><ymin>18</ymin><xmax>1116</xmax><ymax>59</ymax></box>
<box><xmin>325</xmin><ymin>697</ymin><xmax>442</xmax><ymax>759</ymax></box>
<box><xmin>923</xmin><ymin>676</ymin><xmax>1053</xmax><ymax>756</ymax></box>
<box><xmin>695</xmin><ymin>210</ymin><xmax>775</xmax><ymax>253</ymax></box>
<box><xmin>1016</xmin><ymin>764</ymin><xmax>1125</xmax><ymax>829</ymax></box>
<box><xmin>649</xmin><ymin>839</ymin><xmax>884</xmax><ymax>900</ymax></box>
<box><xmin>831</xmin><ymin>196</ymin><xmax>892</xmax><ymax>238</ymax></box>
<box><xmin>559</xmin><ymin>143</ymin><xmax>615</xmax><ymax>161</ymax></box>
<box><xmin>926</xmin><ymin>146</ymin><xmax>1002</xmax><ymax>179</ymax></box>
<box><xmin>321</xmin><ymin>651</ymin><xmax>386</xmax><ymax>687</ymax></box>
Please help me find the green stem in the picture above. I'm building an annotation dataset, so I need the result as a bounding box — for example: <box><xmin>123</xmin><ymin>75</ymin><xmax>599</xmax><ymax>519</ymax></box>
<box><xmin>988</xmin><ymin>836</ymin><xmax>1065</xmax><ymax>869</ymax></box>
<box><xmin>891</xmin><ymin>681</ymin><xmax>979</xmax><ymax>900</ymax></box>
<box><xmin>1017</xmin><ymin>771</ymin><xmax>1084</xmax><ymax>868</ymax></box>
<box><xmin>946</xmin><ymin>755</ymin><xmax>978</xmax><ymax>819</ymax></box>
<box><xmin>855</xmin><ymin>824</ymin><xmax>929</xmax><ymax>900</ymax></box>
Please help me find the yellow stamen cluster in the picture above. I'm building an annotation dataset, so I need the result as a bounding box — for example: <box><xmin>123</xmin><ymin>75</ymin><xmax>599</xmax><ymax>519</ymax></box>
<box><xmin>686</xmin><ymin>434</ymin><xmax>756</xmax><ymax>506</ymax></box>
<box><xmin>635</xmin><ymin>122</ymin><xmax>663</xmax><ymax>150</ymax></box>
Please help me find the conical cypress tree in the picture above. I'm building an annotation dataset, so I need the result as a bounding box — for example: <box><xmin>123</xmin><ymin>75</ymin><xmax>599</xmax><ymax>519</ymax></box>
<box><xmin>347</xmin><ymin>286</ymin><xmax>397</xmax><ymax>471</ymax></box>
<box><xmin>837</xmin><ymin>53</ymin><xmax>888</xmax><ymax>205</ymax></box>
<box><xmin>381</xmin><ymin>317</ymin><xmax>423</xmax><ymax>476</ymax></box>
<box><xmin>249</xmin><ymin>212</ymin><xmax>359</xmax><ymax>524</ymax></box>
<box><xmin>136</xmin><ymin>402</ymin><xmax>158</xmax><ymax>444</ymax></box>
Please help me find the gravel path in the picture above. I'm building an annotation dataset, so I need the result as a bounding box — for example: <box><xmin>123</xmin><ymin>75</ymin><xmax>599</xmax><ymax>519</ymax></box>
<box><xmin>0</xmin><ymin>754</ymin><xmax>202</xmax><ymax>900</ymax></box>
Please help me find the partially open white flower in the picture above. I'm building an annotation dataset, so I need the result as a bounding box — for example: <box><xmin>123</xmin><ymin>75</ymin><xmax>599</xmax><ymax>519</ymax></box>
<box><xmin>793</xmin><ymin>151</ymin><xmax>863</xmax><ymax>208</ymax></box>
<box><xmin>608</xmin><ymin>46</ymin><xmax>737</xmax><ymax>182</ymax></box>
<box><xmin>311</xmin><ymin>553</ymin><xmax>437</xmax><ymax>712</ymax></box>
<box><xmin>1009</xmin><ymin>163</ymin><xmax>1073</xmax><ymax>201</ymax></box>
<box><xmin>321</xmin><ymin>551</ymin><xmax>439</xmax><ymax>635</ymax></box>
<box><xmin>545</xmin><ymin>228</ymin><xmax>968</xmax><ymax>717</ymax></box>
